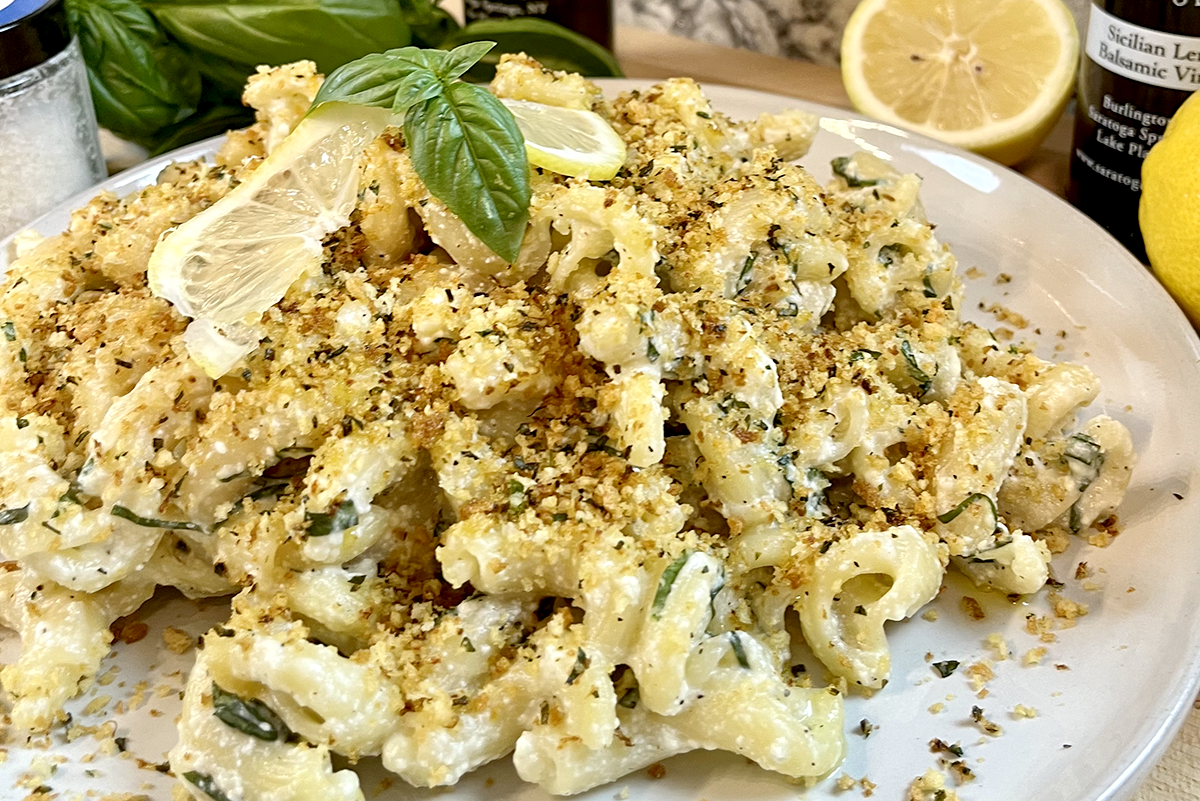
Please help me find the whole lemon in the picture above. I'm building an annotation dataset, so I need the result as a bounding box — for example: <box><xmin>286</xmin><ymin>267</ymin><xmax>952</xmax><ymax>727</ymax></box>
<box><xmin>1141</xmin><ymin>91</ymin><xmax>1200</xmax><ymax>326</ymax></box>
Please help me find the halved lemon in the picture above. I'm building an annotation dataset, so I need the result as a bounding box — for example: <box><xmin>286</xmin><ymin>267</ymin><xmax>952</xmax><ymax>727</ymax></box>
<box><xmin>840</xmin><ymin>0</ymin><xmax>1078</xmax><ymax>165</ymax></box>
<box><xmin>147</xmin><ymin>102</ymin><xmax>391</xmax><ymax>376</ymax></box>
<box><xmin>500</xmin><ymin>98</ymin><xmax>627</xmax><ymax>180</ymax></box>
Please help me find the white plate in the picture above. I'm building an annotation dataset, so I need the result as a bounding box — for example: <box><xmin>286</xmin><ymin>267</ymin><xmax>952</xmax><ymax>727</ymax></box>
<box><xmin>3</xmin><ymin>81</ymin><xmax>1200</xmax><ymax>801</ymax></box>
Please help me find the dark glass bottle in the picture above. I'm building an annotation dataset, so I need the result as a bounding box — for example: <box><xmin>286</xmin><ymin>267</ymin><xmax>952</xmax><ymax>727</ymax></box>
<box><xmin>1068</xmin><ymin>0</ymin><xmax>1200</xmax><ymax>261</ymax></box>
<box><xmin>464</xmin><ymin>0</ymin><xmax>613</xmax><ymax>49</ymax></box>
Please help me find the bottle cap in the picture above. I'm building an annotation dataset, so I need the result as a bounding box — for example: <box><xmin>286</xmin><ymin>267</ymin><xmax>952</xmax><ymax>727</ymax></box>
<box><xmin>0</xmin><ymin>0</ymin><xmax>70</xmax><ymax>82</ymax></box>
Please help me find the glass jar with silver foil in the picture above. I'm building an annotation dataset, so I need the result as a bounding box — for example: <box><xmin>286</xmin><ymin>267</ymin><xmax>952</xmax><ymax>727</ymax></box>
<box><xmin>0</xmin><ymin>0</ymin><xmax>105</xmax><ymax>240</ymax></box>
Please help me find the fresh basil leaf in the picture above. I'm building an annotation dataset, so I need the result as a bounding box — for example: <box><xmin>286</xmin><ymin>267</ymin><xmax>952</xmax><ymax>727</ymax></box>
<box><xmin>147</xmin><ymin>104</ymin><xmax>255</xmax><ymax>157</ymax></box>
<box><xmin>65</xmin><ymin>0</ymin><xmax>201</xmax><ymax>141</ymax></box>
<box><xmin>143</xmin><ymin>0</ymin><xmax>411</xmax><ymax>74</ymax></box>
<box><xmin>312</xmin><ymin>43</ymin><xmax>490</xmax><ymax>114</ymax></box>
<box><xmin>440</xmin><ymin>18</ymin><xmax>623</xmax><ymax>80</ymax></box>
<box><xmin>312</xmin><ymin>50</ymin><xmax>425</xmax><ymax>110</ymax></box>
<box><xmin>399</xmin><ymin>0</ymin><xmax>458</xmax><ymax>48</ymax></box>
<box><xmin>437</xmin><ymin>40</ymin><xmax>495</xmax><ymax>80</ymax></box>
<box><xmin>192</xmin><ymin>55</ymin><xmax>258</xmax><ymax>98</ymax></box>
<box><xmin>392</xmin><ymin>70</ymin><xmax>444</xmax><ymax>115</ymax></box>
<box><xmin>404</xmin><ymin>80</ymin><xmax>530</xmax><ymax>263</ymax></box>
<box><xmin>211</xmin><ymin>682</ymin><xmax>291</xmax><ymax>741</ymax></box>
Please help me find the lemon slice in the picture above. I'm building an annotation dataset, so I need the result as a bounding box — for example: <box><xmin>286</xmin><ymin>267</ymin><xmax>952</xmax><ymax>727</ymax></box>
<box><xmin>500</xmin><ymin>98</ymin><xmax>626</xmax><ymax>180</ymax></box>
<box><xmin>148</xmin><ymin>102</ymin><xmax>391</xmax><ymax>375</ymax></box>
<box><xmin>840</xmin><ymin>0</ymin><xmax>1078</xmax><ymax>165</ymax></box>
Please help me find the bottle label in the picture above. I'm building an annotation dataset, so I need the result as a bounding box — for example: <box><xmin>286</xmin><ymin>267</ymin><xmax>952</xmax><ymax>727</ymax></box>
<box><xmin>1085</xmin><ymin>4</ymin><xmax>1200</xmax><ymax>92</ymax></box>
<box><xmin>465</xmin><ymin>0</ymin><xmax>550</xmax><ymax>19</ymax></box>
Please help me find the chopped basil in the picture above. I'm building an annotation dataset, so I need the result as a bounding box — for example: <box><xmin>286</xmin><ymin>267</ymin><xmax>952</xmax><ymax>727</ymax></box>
<box><xmin>728</xmin><ymin>632</ymin><xmax>750</xmax><ymax>668</ymax></box>
<box><xmin>803</xmin><ymin>467</ymin><xmax>828</xmax><ymax>518</ymax></box>
<box><xmin>1063</xmin><ymin>433</ymin><xmax>1105</xmax><ymax>492</ymax></box>
<box><xmin>0</xmin><ymin>504</ymin><xmax>30</xmax><ymax>525</ymax></box>
<box><xmin>651</xmin><ymin>552</ymin><xmax>689</xmax><ymax>619</ymax></box>
<box><xmin>15</xmin><ymin>417</ymin><xmax>28</xmax><ymax>429</ymax></box>
<box><xmin>507</xmin><ymin>479</ymin><xmax>527</xmax><ymax>513</ymax></box>
<box><xmin>305</xmin><ymin>502</ymin><xmax>358</xmax><ymax>537</ymax></box>
<box><xmin>1069</xmin><ymin>502</ymin><xmax>1082</xmax><ymax>534</ymax></box>
<box><xmin>617</xmin><ymin>685</ymin><xmax>640</xmax><ymax>708</ymax></box>
<box><xmin>936</xmin><ymin>493</ymin><xmax>998</xmax><ymax>526</ymax></box>
<box><xmin>778</xmin><ymin>302</ymin><xmax>799</xmax><ymax>318</ymax></box>
<box><xmin>900</xmin><ymin>340</ymin><xmax>933</xmax><ymax>396</ymax></box>
<box><xmin>2</xmin><ymin>321</ymin><xmax>14</xmax><ymax>341</ymax></box>
<box><xmin>111</xmin><ymin>505</ymin><xmax>202</xmax><ymax>532</ymax></box>
<box><xmin>211</xmin><ymin>682</ymin><xmax>291</xmax><ymax>742</ymax></box>
<box><xmin>461</xmin><ymin>637</ymin><xmax>475</xmax><ymax>652</ymax></box>
<box><xmin>922</xmin><ymin>269</ymin><xmax>938</xmax><ymax>298</ymax></box>
<box><xmin>877</xmin><ymin>243</ymin><xmax>910</xmax><ymax>267</ymax></box>
<box><xmin>566</xmin><ymin>648</ymin><xmax>589</xmax><ymax>685</ymax></box>
<box><xmin>853</xmin><ymin>605</ymin><xmax>867</xmax><ymax>616</ymax></box>
<box><xmin>1063</xmin><ymin>433</ymin><xmax>1102</xmax><ymax>466</ymax></box>
<box><xmin>183</xmin><ymin>770</ymin><xmax>233</xmax><ymax>801</ymax></box>
<box><xmin>248</xmin><ymin>481</ymin><xmax>290</xmax><ymax>501</ymax></box>
<box><xmin>932</xmin><ymin>660</ymin><xmax>959</xmax><ymax>678</ymax></box>
<box><xmin>831</xmin><ymin>156</ymin><xmax>880</xmax><ymax>187</ymax></box>
<box><xmin>647</xmin><ymin>339</ymin><xmax>659</xmax><ymax>362</ymax></box>
<box><xmin>849</xmin><ymin>349</ymin><xmax>882</xmax><ymax>362</ymax></box>
<box><xmin>218</xmin><ymin>469</ymin><xmax>252</xmax><ymax>483</ymax></box>
<box><xmin>736</xmin><ymin>253</ymin><xmax>757</xmax><ymax>295</ymax></box>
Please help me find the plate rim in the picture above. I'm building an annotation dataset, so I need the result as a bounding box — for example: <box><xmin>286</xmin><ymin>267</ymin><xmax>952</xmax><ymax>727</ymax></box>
<box><xmin>2</xmin><ymin>80</ymin><xmax>1199</xmax><ymax>801</ymax></box>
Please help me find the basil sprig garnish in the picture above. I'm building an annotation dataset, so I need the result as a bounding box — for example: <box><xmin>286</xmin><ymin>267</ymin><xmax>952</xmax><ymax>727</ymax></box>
<box><xmin>312</xmin><ymin>43</ymin><xmax>531</xmax><ymax>263</ymax></box>
<box><xmin>211</xmin><ymin>682</ymin><xmax>292</xmax><ymax>742</ymax></box>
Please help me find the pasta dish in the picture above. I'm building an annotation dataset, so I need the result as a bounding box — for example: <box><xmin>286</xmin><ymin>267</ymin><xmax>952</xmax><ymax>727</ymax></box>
<box><xmin>0</xmin><ymin>56</ymin><xmax>1134</xmax><ymax>799</ymax></box>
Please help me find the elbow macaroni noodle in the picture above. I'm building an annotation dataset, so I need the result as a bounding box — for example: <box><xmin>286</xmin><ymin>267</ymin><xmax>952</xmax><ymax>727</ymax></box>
<box><xmin>0</xmin><ymin>56</ymin><xmax>1135</xmax><ymax>799</ymax></box>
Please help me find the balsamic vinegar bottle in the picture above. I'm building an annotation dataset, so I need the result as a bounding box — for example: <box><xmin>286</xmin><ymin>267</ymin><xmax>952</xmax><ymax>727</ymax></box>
<box><xmin>1068</xmin><ymin>0</ymin><xmax>1200</xmax><ymax>261</ymax></box>
<box><xmin>463</xmin><ymin>0</ymin><xmax>613</xmax><ymax>49</ymax></box>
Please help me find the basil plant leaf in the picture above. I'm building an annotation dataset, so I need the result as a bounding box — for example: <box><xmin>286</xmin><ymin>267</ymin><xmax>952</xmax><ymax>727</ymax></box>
<box><xmin>404</xmin><ymin>81</ymin><xmax>531</xmax><ymax>264</ymax></box>
<box><xmin>64</xmin><ymin>0</ymin><xmax>201</xmax><ymax>142</ymax></box>
<box><xmin>440</xmin><ymin>18</ymin><xmax>623</xmax><ymax>81</ymax></box>
<box><xmin>147</xmin><ymin>103</ymin><xmax>255</xmax><ymax>157</ymax></box>
<box><xmin>142</xmin><ymin>0</ymin><xmax>412</xmax><ymax>75</ymax></box>
<box><xmin>398</xmin><ymin>0</ymin><xmax>458</xmax><ymax>48</ymax></box>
